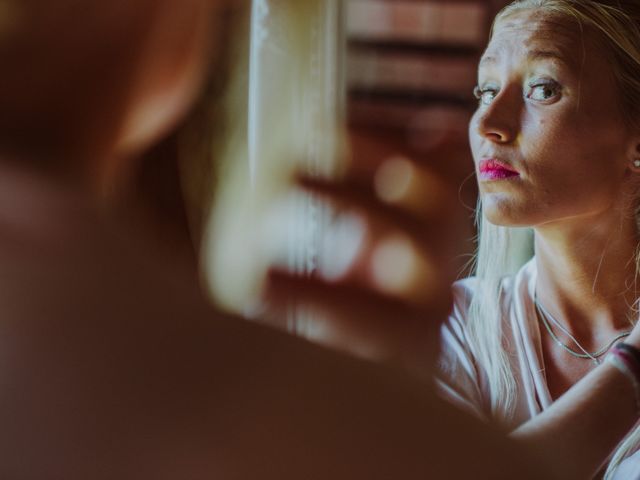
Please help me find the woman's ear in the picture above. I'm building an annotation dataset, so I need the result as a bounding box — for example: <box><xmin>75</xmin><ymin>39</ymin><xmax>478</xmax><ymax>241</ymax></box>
<box><xmin>627</xmin><ymin>140</ymin><xmax>640</xmax><ymax>173</ymax></box>
<box><xmin>112</xmin><ymin>0</ymin><xmax>216</xmax><ymax>158</ymax></box>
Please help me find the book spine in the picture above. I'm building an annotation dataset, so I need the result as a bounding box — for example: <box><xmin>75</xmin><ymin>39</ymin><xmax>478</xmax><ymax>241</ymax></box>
<box><xmin>346</xmin><ymin>1</ymin><xmax>487</xmax><ymax>45</ymax></box>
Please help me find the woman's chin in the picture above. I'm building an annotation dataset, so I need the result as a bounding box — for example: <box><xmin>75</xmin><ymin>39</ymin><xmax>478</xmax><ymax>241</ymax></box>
<box><xmin>481</xmin><ymin>197</ymin><xmax>532</xmax><ymax>227</ymax></box>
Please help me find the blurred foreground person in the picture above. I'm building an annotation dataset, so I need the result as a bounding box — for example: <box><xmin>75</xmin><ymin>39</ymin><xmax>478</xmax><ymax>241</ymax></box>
<box><xmin>0</xmin><ymin>1</ymin><xmax>548</xmax><ymax>479</ymax></box>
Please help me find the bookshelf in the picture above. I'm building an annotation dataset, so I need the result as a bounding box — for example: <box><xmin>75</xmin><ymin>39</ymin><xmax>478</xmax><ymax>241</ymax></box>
<box><xmin>345</xmin><ymin>0</ymin><xmax>497</xmax><ymax>132</ymax></box>
<box><xmin>344</xmin><ymin>0</ymin><xmax>507</xmax><ymax>272</ymax></box>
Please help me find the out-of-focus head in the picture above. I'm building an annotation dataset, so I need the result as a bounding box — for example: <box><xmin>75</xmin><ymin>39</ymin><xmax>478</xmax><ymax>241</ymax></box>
<box><xmin>0</xmin><ymin>0</ymin><xmax>219</xmax><ymax>173</ymax></box>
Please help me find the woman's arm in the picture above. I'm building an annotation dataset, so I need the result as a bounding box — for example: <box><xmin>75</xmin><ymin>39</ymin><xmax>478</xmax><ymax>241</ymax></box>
<box><xmin>510</xmin><ymin>337</ymin><xmax>640</xmax><ymax>479</ymax></box>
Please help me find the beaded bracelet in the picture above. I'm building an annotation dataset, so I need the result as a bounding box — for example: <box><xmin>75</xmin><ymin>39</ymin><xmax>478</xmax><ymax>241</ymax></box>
<box><xmin>617</xmin><ymin>343</ymin><xmax>640</xmax><ymax>369</ymax></box>
<box><xmin>607</xmin><ymin>343</ymin><xmax>640</xmax><ymax>416</ymax></box>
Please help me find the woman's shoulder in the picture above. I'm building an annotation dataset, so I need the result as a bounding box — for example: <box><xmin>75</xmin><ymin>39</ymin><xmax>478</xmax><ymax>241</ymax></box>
<box><xmin>451</xmin><ymin>276</ymin><xmax>477</xmax><ymax>311</ymax></box>
<box><xmin>442</xmin><ymin>277</ymin><xmax>479</xmax><ymax>352</ymax></box>
<box><xmin>438</xmin><ymin>260</ymin><xmax>537</xmax><ymax>420</ymax></box>
<box><xmin>438</xmin><ymin>277</ymin><xmax>488</xmax><ymax>419</ymax></box>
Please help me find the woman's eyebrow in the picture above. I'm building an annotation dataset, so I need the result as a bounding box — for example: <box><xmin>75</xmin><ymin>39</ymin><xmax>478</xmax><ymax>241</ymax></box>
<box><xmin>528</xmin><ymin>48</ymin><xmax>580</xmax><ymax>71</ymax></box>
<box><xmin>479</xmin><ymin>49</ymin><xmax>572</xmax><ymax>69</ymax></box>
<box><xmin>528</xmin><ymin>49</ymin><xmax>567</xmax><ymax>63</ymax></box>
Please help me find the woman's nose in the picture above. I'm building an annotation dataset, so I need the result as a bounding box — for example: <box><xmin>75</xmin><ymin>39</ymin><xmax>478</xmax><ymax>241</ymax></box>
<box><xmin>474</xmin><ymin>90</ymin><xmax>519</xmax><ymax>144</ymax></box>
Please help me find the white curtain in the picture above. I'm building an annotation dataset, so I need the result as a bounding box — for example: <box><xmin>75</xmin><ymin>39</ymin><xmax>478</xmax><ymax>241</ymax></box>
<box><xmin>205</xmin><ymin>0</ymin><xmax>346</xmax><ymax>330</ymax></box>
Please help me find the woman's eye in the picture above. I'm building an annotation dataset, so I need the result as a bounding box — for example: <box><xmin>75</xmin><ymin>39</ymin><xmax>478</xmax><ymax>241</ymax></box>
<box><xmin>473</xmin><ymin>85</ymin><xmax>499</xmax><ymax>106</ymax></box>
<box><xmin>526</xmin><ymin>81</ymin><xmax>561</xmax><ymax>102</ymax></box>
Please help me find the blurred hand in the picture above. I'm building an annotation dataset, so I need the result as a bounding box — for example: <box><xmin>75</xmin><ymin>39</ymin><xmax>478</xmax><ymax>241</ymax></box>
<box><xmin>261</xmin><ymin>150</ymin><xmax>465</xmax><ymax>379</ymax></box>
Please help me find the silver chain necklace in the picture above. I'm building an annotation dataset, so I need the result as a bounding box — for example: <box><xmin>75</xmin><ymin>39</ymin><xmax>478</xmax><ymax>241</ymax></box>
<box><xmin>534</xmin><ymin>299</ymin><xmax>631</xmax><ymax>365</ymax></box>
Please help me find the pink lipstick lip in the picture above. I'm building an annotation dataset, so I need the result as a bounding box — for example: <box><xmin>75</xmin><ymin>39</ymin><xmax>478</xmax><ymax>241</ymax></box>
<box><xmin>478</xmin><ymin>158</ymin><xmax>520</xmax><ymax>181</ymax></box>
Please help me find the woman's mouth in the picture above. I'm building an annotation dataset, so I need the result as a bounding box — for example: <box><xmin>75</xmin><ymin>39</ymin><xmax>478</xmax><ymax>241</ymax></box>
<box><xmin>478</xmin><ymin>159</ymin><xmax>520</xmax><ymax>181</ymax></box>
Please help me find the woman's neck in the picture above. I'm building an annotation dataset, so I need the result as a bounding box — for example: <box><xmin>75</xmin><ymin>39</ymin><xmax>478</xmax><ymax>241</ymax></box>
<box><xmin>534</xmin><ymin>211</ymin><xmax>640</xmax><ymax>339</ymax></box>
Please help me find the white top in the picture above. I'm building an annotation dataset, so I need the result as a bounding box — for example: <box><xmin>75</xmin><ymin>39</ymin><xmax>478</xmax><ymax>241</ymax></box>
<box><xmin>438</xmin><ymin>259</ymin><xmax>640</xmax><ymax>479</ymax></box>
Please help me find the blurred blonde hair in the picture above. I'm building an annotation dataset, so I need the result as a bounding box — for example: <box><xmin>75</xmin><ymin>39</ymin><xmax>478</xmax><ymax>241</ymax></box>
<box><xmin>468</xmin><ymin>1</ymin><xmax>640</xmax><ymax>477</ymax></box>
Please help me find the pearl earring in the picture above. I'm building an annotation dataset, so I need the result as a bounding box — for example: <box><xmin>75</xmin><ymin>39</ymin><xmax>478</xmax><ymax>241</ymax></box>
<box><xmin>634</xmin><ymin>159</ymin><xmax>640</xmax><ymax>169</ymax></box>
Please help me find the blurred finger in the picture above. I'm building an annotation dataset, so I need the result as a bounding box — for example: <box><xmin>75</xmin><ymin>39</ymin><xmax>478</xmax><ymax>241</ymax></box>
<box><xmin>369</xmin><ymin>233</ymin><xmax>445</xmax><ymax>306</ymax></box>
<box><xmin>295</xmin><ymin>174</ymin><xmax>448</xmax><ymax>248</ymax></box>
<box><xmin>264</xmin><ymin>270</ymin><xmax>445</xmax><ymax>371</ymax></box>
<box><xmin>373</xmin><ymin>155</ymin><xmax>454</xmax><ymax>219</ymax></box>
<box><xmin>317</xmin><ymin>212</ymin><xmax>367</xmax><ymax>281</ymax></box>
<box><xmin>312</xmin><ymin>208</ymin><xmax>446</xmax><ymax>306</ymax></box>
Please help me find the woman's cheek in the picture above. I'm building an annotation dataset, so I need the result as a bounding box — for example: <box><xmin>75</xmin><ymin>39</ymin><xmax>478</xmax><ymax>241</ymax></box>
<box><xmin>468</xmin><ymin>120</ymin><xmax>483</xmax><ymax>164</ymax></box>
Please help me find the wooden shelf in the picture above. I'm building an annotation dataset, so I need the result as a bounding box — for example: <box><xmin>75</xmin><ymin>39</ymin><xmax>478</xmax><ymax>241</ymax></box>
<box><xmin>345</xmin><ymin>0</ymin><xmax>494</xmax><ymax>129</ymax></box>
<box><xmin>346</xmin><ymin>0</ymin><xmax>490</xmax><ymax>46</ymax></box>
<box><xmin>348</xmin><ymin>38</ymin><xmax>481</xmax><ymax>57</ymax></box>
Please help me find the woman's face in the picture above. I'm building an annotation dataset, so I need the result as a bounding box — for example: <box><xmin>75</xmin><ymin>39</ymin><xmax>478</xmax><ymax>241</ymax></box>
<box><xmin>469</xmin><ymin>9</ymin><xmax>637</xmax><ymax>228</ymax></box>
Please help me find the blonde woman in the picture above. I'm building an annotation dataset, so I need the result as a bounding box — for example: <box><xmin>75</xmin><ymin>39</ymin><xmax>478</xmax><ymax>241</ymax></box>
<box><xmin>266</xmin><ymin>1</ymin><xmax>640</xmax><ymax>478</ymax></box>
<box><xmin>445</xmin><ymin>1</ymin><xmax>640</xmax><ymax>478</ymax></box>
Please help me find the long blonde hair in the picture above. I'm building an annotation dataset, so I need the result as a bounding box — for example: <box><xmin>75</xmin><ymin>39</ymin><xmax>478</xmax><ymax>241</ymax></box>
<box><xmin>468</xmin><ymin>1</ymin><xmax>640</xmax><ymax>477</ymax></box>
